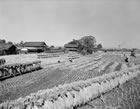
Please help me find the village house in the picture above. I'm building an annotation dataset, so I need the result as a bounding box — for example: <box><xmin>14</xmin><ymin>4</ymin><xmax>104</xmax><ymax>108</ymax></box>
<box><xmin>19</xmin><ymin>42</ymin><xmax>48</xmax><ymax>53</ymax></box>
<box><xmin>64</xmin><ymin>40</ymin><xmax>79</xmax><ymax>52</ymax></box>
<box><xmin>0</xmin><ymin>43</ymin><xmax>17</xmax><ymax>55</ymax></box>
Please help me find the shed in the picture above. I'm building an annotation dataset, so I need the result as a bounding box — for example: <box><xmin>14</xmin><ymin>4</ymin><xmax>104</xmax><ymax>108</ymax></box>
<box><xmin>0</xmin><ymin>43</ymin><xmax>17</xmax><ymax>55</ymax></box>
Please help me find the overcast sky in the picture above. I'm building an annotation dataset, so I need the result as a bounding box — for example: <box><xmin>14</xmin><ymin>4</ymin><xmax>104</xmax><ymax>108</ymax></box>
<box><xmin>0</xmin><ymin>0</ymin><xmax>140</xmax><ymax>48</ymax></box>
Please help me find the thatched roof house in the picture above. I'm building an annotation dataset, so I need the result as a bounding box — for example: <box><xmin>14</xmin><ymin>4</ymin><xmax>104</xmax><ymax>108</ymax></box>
<box><xmin>0</xmin><ymin>43</ymin><xmax>17</xmax><ymax>55</ymax></box>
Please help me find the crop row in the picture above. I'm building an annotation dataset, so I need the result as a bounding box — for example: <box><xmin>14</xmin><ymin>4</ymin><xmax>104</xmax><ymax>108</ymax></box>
<box><xmin>50</xmin><ymin>61</ymin><xmax>115</xmax><ymax>87</ymax></box>
<box><xmin>44</xmin><ymin>61</ymin><xmax>106</xmax><ymax>88</ymax></box>
<box><xmin>1</xmin><ymin>63</ymin><xmax>139</xmax><ymax>109</ymax></box>
<box><xmin>97</xmin><ymin>61</ymin><xmax>111</xmax><ymax>72</ymax></box>
<box><xmin>105</xmin><ymin>62</ymin><xmax>119</xmax><ymax>73</ymax></box>
<box><xmin>37</xmin><ymin>53</ymin><xmax>60</xmax><ymax>59</ymax></box>
<box><xmin>44</xmin><ymin>54</ymin><xmax>102</xmax><ymax>71</ymax></box>
<box><xmin>59</xmin><ymin>57</ymin><xmax>97</xmax><ymax>70</ymax></box>
<box><xmin>82</xmin><ymin>61</ymin><xmax>103</xmax><ymax>72</ymax></box>
<box><xmin>0</xmin><ymin>61</ymin><xmax>42</xmax><ymax>81</ymax></box>
<box><xmin>64</xmin><ymin>55</ymin><xmax>102</xmax><ymax>70</ymax></box>
<box><xmin>72</xmin><ymin>61</ymin><xmax>100</xmax><ymax>71</ymax></box>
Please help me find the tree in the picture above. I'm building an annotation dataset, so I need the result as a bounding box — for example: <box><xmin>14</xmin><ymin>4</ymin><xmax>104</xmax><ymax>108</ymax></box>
<box><xmin>58</xmin><ymin>46</ymin><xmax>62</xmax><ymax>49</ymax></box>
<box><xmin>0</xmin><ymin>39</ymin><xmax>6</xmax><ymax>43</ymax></box>
<box><xmin>97</xmin><ymin>43</ymin><xmax>103</xmax><ymax>49</ymax></box>
<box><xmin>19</xmin><ymin>41</ymin><xmax>24</xmax><ymax>47</ymax></box>
<box><xmin>78</xmin><ymin>35</ymin><xmax>96</xmax><ymax>54</ymax></box>
<box><xmin>7</xmin><ymin>41</ymin><xmax>13</xmax><ymax>44</ymax></box>
<box><xmin>50</xmin><ymin>45</ymin><xmax>54</xmax><ymax>48</ymax></box>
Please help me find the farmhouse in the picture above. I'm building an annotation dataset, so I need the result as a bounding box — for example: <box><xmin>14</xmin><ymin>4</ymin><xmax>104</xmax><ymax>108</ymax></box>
<box><xmin>0</xmin><ymin>43</ymin><xmax>17</xmax><ymax>55</ymax></box>
<box><xmin>64</xmin><ymin>41</ymin><xmax>79</xmax><ymax>52</ymax></box>
<box><xmin>22</xmin><ymin>42</ymin><xmax>47</xmax><ymax>53</ymax></box>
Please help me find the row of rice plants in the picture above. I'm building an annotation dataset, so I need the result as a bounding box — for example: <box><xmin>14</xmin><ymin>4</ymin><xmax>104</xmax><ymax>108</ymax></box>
<box><xmin>67</xmin><ymin>55</ymin><xmax>102</xmax><ymax>70</ymax></box>
<box><xmin>91</xmin><ymin>62</ymin><xmax>123</xmax><ymax>79</ymax></box>
<box><xmin>82</xmin><ymin>61</ymin><xmax>103</xmax><ymax>72</ymax></box>
<box><xmin>68</xmin><ymin>59</ymin><xmax>97</xmax><ymax>70</ymax></box>
<box><xmin>41</xmin><ymin>55</ymin><xmax>84</xmax><ymax>69</ymax></box>
<box><xmin>37</xmin><ymin>53</ymin><xmax>60</xmax><ymax>59</ymax></box>
<box><xmin>44</xmin><ymin>60</ymin><xmax>104</xmax><ymax>88</ymax></box>
<box><xmin>54</xmin><ymin>61</ymin><xmax>105</xmax><ymax>84</ymax></box>
<box><xmin>51</xmin><ymin>58</ymin><xmax>86</xmax><ymax>70</ymax></box>
<box><xmin>58</xmin><ymin>55</ymin><xmax>102</xmax><ymax>70</ymax></box>
<box><xmin>72</xmin><ymin>60</ymin><xmax>100</xmax><ymax>71</ymax></box>
<box><xmin>96</xmin><ymin>61</ymin><xmax>111</xmax><ymax>72</ymax></box>
<box><xmin>105</xmin><ymin>62</ymin><xmax>120</xmax><ymax>73</ymax></box>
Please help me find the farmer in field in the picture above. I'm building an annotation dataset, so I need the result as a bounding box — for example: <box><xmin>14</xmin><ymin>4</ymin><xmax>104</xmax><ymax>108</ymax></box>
<box><xmin>124</xmin><ymin>54</ymin><xmax>130</xmax><ymax>63</ymax></box>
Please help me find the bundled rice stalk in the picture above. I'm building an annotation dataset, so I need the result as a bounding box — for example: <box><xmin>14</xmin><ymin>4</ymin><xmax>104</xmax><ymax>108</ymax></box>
<box><xmin>0</xmin><ymin>61</ymin><xmax>42</xmax><ymax>81</ymax></box>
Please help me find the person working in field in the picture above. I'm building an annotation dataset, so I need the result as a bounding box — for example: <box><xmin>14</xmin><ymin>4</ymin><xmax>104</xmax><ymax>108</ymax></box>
<box><xmin>124</xmin><ymin>55</ymin><xmax>130</xmax><ymax>63</ymax></box>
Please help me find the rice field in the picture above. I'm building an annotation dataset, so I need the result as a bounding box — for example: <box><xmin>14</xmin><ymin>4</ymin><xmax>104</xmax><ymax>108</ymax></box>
<box><xmin>0</xmin><ymin>52</ymin><xmax>140</xmax><ymax>109</ymax></box>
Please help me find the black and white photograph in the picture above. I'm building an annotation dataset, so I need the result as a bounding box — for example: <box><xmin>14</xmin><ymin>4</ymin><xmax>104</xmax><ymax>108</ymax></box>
<box><xmin>0</xmin><ymin>0</ymin><xmax>140</xmax><ymax>108</ymax></box>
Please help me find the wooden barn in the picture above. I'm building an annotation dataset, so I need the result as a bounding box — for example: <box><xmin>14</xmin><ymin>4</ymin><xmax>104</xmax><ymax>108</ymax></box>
<box><xmin>64</xmin><ymin>41</ymin><xmax>79</xmax><ymax>52</ymax></box>
<box><xmin>23</xmin><ymin>42</ymin><xmax>47</xmax><ymax>53</ymax></box>
<box><xmin>0</xmin><ymin>43</ymin><xmax>17</xmax><ymax>55</ymax></box>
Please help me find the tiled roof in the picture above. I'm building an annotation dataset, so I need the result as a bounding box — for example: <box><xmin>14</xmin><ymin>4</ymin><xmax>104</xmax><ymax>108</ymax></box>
<box><xmin>0</xmin><ymin>43</ymin><xmax>15</xmax><ymax>50</ymax></box>
<box><xmin>24</xmin><ymin>42</ymin><xmax>47</xmax><ymax>47</ymax></box>
<box><xmin>64</xmin><ymin>44</ymin><xmax>79</xmax><ymax>48</ymax></box>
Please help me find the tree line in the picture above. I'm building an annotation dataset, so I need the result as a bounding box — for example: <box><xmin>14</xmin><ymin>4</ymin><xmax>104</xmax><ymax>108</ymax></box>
<box><xmin>0</xmin><ymin>39</ymin><xmax>13</xmax><ymax>44</ymax></box>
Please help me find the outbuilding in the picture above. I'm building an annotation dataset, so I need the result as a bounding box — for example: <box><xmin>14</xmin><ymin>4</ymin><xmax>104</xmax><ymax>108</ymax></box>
<box><xmin>0</xmin><ymin>43</ymin><xmax>17</xmax><ymax>55</ymax></box>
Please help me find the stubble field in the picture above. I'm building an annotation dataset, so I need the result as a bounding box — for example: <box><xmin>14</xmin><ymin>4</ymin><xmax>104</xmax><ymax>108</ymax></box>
<box><xmin>0</xmin><ymin>52</ymin><xmax>140</xmax><ymax>109</ymax></box>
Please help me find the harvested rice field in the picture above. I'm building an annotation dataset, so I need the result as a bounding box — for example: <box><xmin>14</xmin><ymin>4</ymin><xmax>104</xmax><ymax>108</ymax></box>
<box><xmin>0</xmin><ymin>52</ymin><xmax>140</xmax><ymax>109</ymax></box>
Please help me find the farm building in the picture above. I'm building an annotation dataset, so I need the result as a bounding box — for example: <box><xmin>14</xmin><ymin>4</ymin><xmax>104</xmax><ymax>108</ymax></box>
<box><xmin>0</xmin><ymin>43</ymin><xmax>17</xmax><ymax>55</ymax></box>
<box><xmin>64</xmin><ymin>41</ymin><xmax>79</xmax><ymax>52</ymax></box>
<box><xmin>22</xmin><ymin>42</ymin><xmax>48</xmax><ymax>53</ymax></box>
<box><xmin>47</xmin><ymin>47</ymin><xmax>64</xmax><ymax>53</ymax></box>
